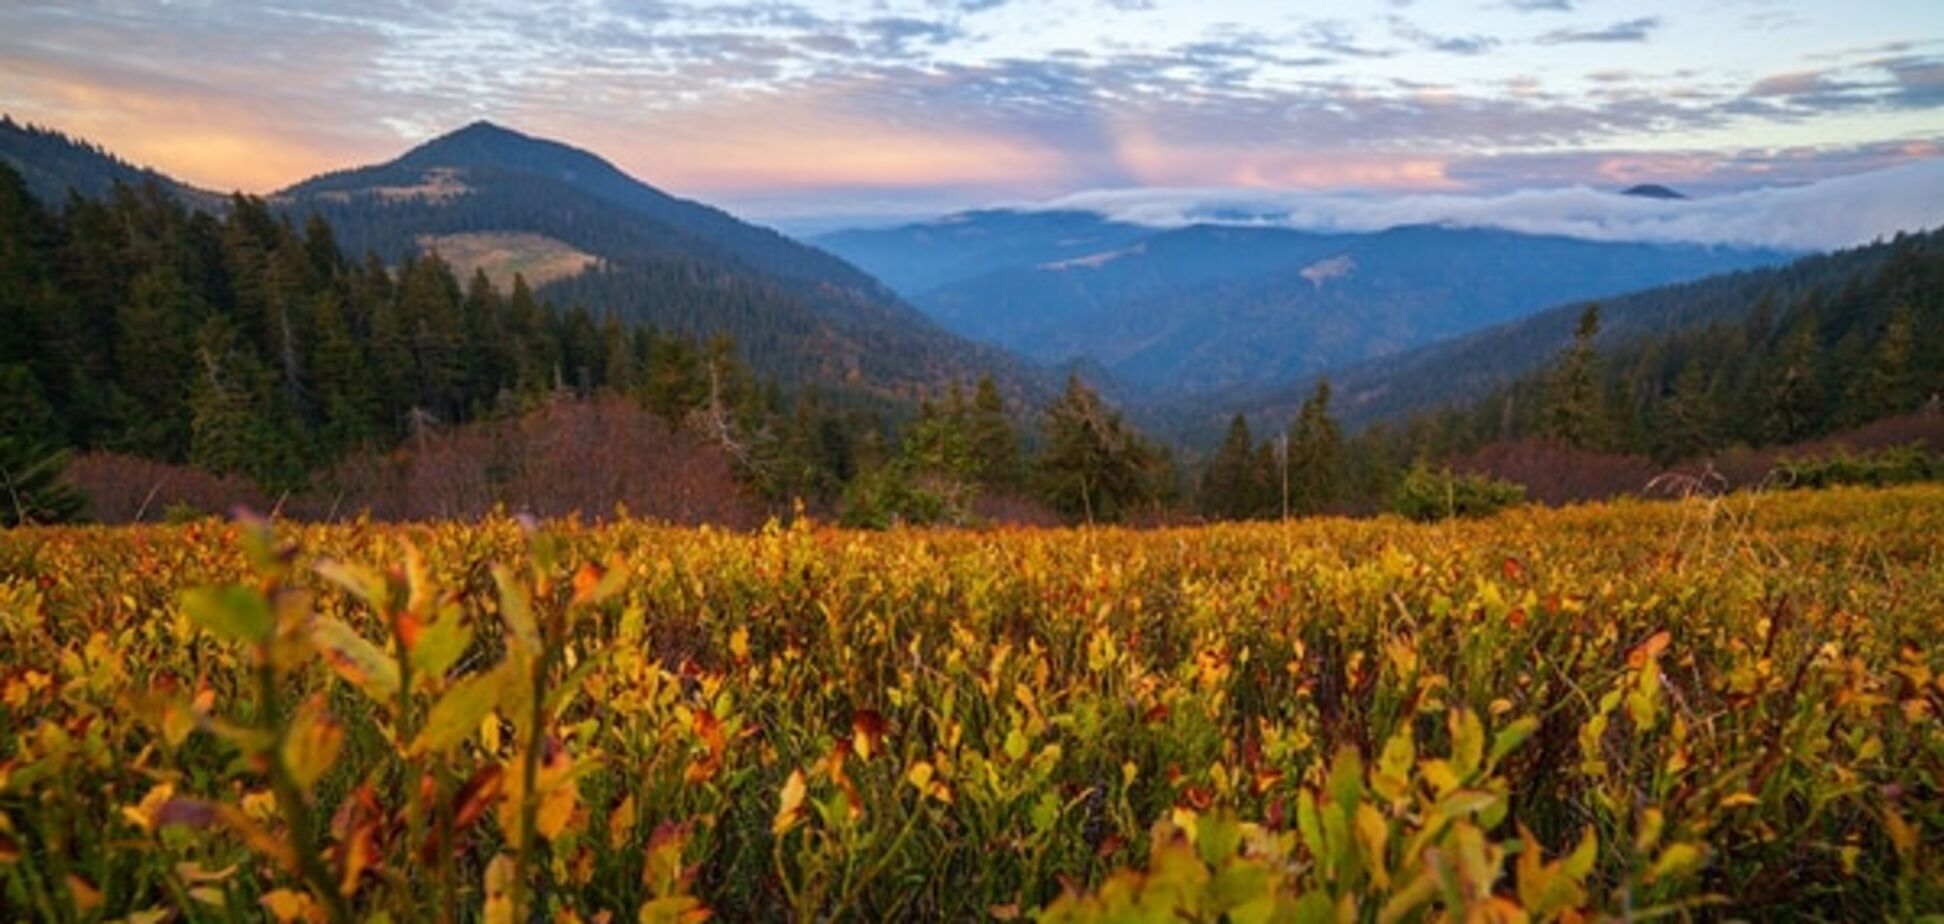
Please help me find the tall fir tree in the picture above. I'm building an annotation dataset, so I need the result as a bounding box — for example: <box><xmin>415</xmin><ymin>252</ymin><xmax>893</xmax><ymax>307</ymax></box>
<box><xmin>1286</xmin><ymin>379</ymin><xmax>1344</xmax><ymax>515</ymax></box>
<box><xmin>1543</xmin><ymin>305</ymin><xmax>1608</xmax><ymax>450</ymax></box>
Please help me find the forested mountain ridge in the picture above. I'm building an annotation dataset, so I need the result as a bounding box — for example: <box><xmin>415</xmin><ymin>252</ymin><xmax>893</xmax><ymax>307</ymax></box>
<box><xmin>1184</xmin><ymin>226</ymin><xmax>1943</xmax><ymax>520</ymax></box>
<box><xmin>820</xmin><ymin>209</ymin><xmax>1794</xmax><ymax>396</ymax></box>
<box><xmin>275</xmin><ymin>121</ymin><xmax>1048</xmax><ymax>404</ymax></box>
<box><xmin>1215</xmin><ymin>229</ymin><xmax>1926</xmax><ymax>436</ymax></box>
<box><xmin>5</xmin><ymin>119</ymin><xmax>1048</xmax><ymax>406</ymax></box>
<box><xmin>0</xmin><ymin>156</ymin><xmax>902</xmax><ymax>514</ymax></box>
<box><xmin>0</xmin><ymin>116</ymin><xmax>223</xmax><ymax>211</ymax></box>
<box><xmin>284</xmin><ymin>121</ymin><xmax>890</xmax><ymax>297</ymax></box>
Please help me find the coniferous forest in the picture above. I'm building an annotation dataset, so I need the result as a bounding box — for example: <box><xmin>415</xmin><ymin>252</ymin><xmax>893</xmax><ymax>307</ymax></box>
<box><xmin>4</xmin><ymin>154</ymin><xmax>1941</xmax><ymax>528</ymax></box>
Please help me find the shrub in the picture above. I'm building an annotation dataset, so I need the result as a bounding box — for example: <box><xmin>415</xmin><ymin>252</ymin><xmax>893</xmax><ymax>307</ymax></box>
<box><xmin>1391</xmin><ymin>460</ymin><xmax>1527</xmax><ymax>521</ymax></box>
<box><xmin>1773</xmin><ymin>442</ymin><xmax>1938</xmax><ymax>489</ymax></box>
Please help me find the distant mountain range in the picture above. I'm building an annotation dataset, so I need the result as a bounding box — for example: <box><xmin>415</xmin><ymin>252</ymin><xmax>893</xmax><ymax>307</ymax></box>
<box><xmin>817</xmin><ymin>209</ymin><xmax>1793</xmax><ymax>396</ymax></box>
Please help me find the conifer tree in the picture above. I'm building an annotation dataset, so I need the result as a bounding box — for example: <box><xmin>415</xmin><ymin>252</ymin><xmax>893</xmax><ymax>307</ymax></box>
<box><xmin>1035</xmin><ymin>375</ymin><xmax>1155</xmax><ymax>523</ymax></box>
<box><xmin>967</xmin><ymin>374</ymin><xmax>1024</xmax><ymax>489</ymax></box>
<box><xmin>1543</xmin><ymin>305</ymin><xmax>1608</xmax><ymax>449</ymax></box>
<box><xmin>1199</xmin><ymin>413</ymin><xmax>1264</xmax><ymax>520</ymax></box>
<box><xmin>1286</xmin><ymin>379</ymin><xmax>1344</xmax><ymax>515</ymax></box>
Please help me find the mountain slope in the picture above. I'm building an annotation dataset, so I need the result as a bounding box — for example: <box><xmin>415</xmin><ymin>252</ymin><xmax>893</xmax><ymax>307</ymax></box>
<box><xmin>277</xmin><ymin>122</ymin><xmax>1041</xmax><ymax>402</ymax></box>
<box><xmin>0</xmin><ymin>116</ymin><xmax>222</xmax><ymax>210</ymax></box>
<box><xmin>826</xmin><ymin>210</ymin><xmax>1795</xmax><ymax>396</ymax></box>
<box><xmin>814</xmin><ymin>209</ymin><xmax>1152</xmax><ymax>295</ymax></box>
<box><xmin>1201</xmin><ymin>229</ymin><xmax>1932</xmax><ymax>441</ymax></box>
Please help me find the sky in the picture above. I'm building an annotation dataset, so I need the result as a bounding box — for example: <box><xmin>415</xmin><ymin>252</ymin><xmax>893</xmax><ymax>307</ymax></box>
<box><xmin>3</xmin><ymin>0</ymin><xmax>1943</xmax><ymax>229</ymax></box>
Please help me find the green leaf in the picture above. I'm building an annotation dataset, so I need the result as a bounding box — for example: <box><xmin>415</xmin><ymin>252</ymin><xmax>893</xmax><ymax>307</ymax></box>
<box><xmin>1326</xmin><ymin>745</ymin><xmax>1364</xmax><ymax>814</ymax></box>
<box><xmin>411</xmin><ymin>612</ymin><xmax>472</xmax><ymax>681</ymax></box>
<box><xmin>312</xmin><ymin>617</ymin><xmax>400</xmax><ymax>702</ymax></box>
<box><xmin>183</xmin><ymin>586</ymin><xmax>274</xmax><ymax>644</ymax></box>
<box><xmin>1488</xmin><ymin>716</ymin><xmax>1541</xmax><ymax>769</ymax></box>
<box><xmin>493</xmin><ymin>566</ymin><xmax>539</xmax><ymax>652</ymax></box>
<box><xmin>1003</xmin><ymin>728</ymin><xmax>1030</xmax><ymax>762</ymax></box>
<box><xmin>1197</xmin><ymin>811</ymin><xmax>1243</xmax><ymax>868</ymax></box>
<box><xmin>412</xmin><ymin>668</ymin><xmax>504</xmax><ymax>756</ymax></box>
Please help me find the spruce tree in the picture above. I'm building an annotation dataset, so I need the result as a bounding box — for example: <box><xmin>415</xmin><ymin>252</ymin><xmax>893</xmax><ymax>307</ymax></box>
<box><xmin>1543</xmin><ymin>305</ymin><xmax>1608</xmax><ymax>450</ymax></box>
<box><xmin>1286</xmin><ymin>379</ymin><xmax>1344</xmax><ymax>515</ymax></box>
<box><xmin>967</xmin><ymin>375</ymin><xmax>1023</xmax><ymax>489</ymax></box>
<box><xmin>1035</xmin><ymin>375</ymin><xmax>1154</xmax><ymax>523</ymax></box>
<box><xmin>1199</xmin><ymin>413</ymin><xmax>1263</xmax><ymax>520</ymax></box>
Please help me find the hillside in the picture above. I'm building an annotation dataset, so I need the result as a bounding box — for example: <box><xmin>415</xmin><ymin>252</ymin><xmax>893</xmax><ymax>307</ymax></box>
<box><xmin>0</xmin><ymin>116</ymin><xmax>222</xmax><ymax>210</ymax></box>
<box><xmin>1236</xmin><ymin>230</ymin><xmax>1930</xmax><ymax>434</ymax></box>
<box><xmin>820</xmin><ymin>210</ymin><xmax>1792</xmax><ymax>396</ymax></box>
<box><xmin>278</xmin><ymin>122</ymin><xmax>1043</xmax><ymax>403</ymax></box>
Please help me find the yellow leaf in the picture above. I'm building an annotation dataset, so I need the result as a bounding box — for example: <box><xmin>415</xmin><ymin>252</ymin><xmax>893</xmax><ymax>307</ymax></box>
<box><xmin>312</xmin><ymin>617</ymin><xmax>400</xmax><ymax>702</ymax></box>
<box><xmin>1355</xmin><ymin>803</ymin><xmax>1391</xmax><ymax>887</ymax></box>
<box><xmin>259</xmin><ymin>888</ymin><xmax>313</xmax><ymax>923</ymax></box>
<box><xmin>1645</xmin><ymin>842</ymin><xmax>1705</xmax><ymax>883</ymax></box>
<box><xmin>483</xmin><ymin>854</ymin><xmax>516</xmax><ymax>924</ymax></box>
<box><xmin>282</xmin><ymin>700</ymin><xmax>344</xmax><ymax>793</ymax></box>
<box><xmin>67</xmin><ymin>875</ymin><xmax>104</xmax><ymax>912</ymax></box>
<box><xmin>611</xmin><ymin>794</ymin><xmax>638</xmax><ymax>850</ymax></box>
<box><xmin>906</xmin><ymin>760</ymin><xmax>936</xmax><ymax>792</ymax></box>
<box><xmin>773</xmin><ymin>770</ymin><xmax>807</xmax><ymax>836</ymax></box>
<box><xmin>729</xmin><ymin>627</ymin><xmax>750</xmax><ymax>662</ymax></box>
<box><xmin>1883</xmin><ymin>805</ymin><xmax>1918</xmax><ymax>858</ymax></box>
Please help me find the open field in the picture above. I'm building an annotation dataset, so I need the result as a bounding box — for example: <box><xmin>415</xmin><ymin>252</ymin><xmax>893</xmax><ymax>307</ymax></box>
<box><xmin>418</xmin><ymin>231</ymin><xmax>601</xmax><ymax>291</ymax></box>
<box><xmin>1</xmin><ymin>487</ymin><xmax>1940</xmax><ymax>920</ymax></box>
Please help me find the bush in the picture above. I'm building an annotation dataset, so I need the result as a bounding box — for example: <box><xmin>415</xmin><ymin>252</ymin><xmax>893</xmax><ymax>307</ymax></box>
<box><xmin>838</xmin><ymin>463</ymin><xmax>957</xmax><ymax>528</ymax></box>
<box><xmin>1773</xmin><ymin>443</ymin><xmax>1938</xmax><ymax>490</ymax></box>
<box><xmin>1392</xmin><ymin>461</ymin><xmax>1527</xmax><ymax>521</ymax></box>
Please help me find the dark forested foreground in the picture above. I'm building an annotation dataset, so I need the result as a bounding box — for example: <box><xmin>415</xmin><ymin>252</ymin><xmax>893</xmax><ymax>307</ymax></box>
<box><xmin>1</xmin><ymin>486</ymin><xmax>1939</xmax><ymax>920</ymax></box>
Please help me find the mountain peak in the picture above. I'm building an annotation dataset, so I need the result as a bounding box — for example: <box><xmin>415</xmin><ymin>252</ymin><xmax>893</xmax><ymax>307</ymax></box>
<box><xmin>396</xmin><ymin>120</ymin><xmax>577</xmax><ymax>168</ymax></box>
<box><xmin>1620</xmin><ymin>183</ymin><xmax>1688</xmax><ymax>201</ymax></box>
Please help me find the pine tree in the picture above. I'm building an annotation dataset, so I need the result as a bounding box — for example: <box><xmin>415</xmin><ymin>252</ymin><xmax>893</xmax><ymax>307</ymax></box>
<box><xmin>187</xmin><ymin>314</ymin><xmax>301</xmax><ymax>490</ymax></box>
<box><xmin>1199</xmin><ymin>413</ymin><xmax>1264</xmax><ymax>520</ymax></box>
<box><xmin>1842</xmin><ymin>304</ymin><xmax>1916</xmax><ymax>426</ymax></box>
<box><xmin>1766</xmin><ymin>311</ymin><xmax>1825</xmax><ymax>443</ymax></box>
<box><xmin>967</xmin><ymin>375</ymin><xmax>1024</xmax><ymax>489</ymax></box>
<box><xmin>1286</xmin><ymin>379</ymin><xmax>1344</xmax><ymax>515</ymax></box>
<box><xmin>111</xmin><ymin>265</ymin><xmax>196</xmax><ymax>459</ymax></box>
<box><xmin>311</xmin><ymin>292</ymin><xmax>379</xmax><ymax>456</ymax></box>
<box><xmin>1035</xmin><ymin>375</ymin><xmax>1155</xmax><ymax>523</ymax></box>
<box><xmin>1543</xmin><ymin>305</ymin><xmax>1608</xmax><ymax>450</ymax></box>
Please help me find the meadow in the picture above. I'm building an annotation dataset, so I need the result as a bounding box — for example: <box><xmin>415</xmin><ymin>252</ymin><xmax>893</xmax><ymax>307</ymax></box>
<box><xmin>0</xmin><ymin>486</ymin><xmax>1939</xmax><ymax>921</ymax></box>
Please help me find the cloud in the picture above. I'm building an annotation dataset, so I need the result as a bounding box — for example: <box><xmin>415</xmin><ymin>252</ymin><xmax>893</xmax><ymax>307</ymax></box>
<box><xmin>1389</xmin><ymin>17</ymin><xmax>1499</xmax><ymax>56</ymax></box>
<box><xmin>1028</xmin><ymin>157</ymin><xmax>1944</xmax><ymax>252</ymax></box>
<box><xmin>1539</xmin><ymin>17</ymin><xmax>1661</xmax><ymax>45</ymax></box>
<box><xmin>1505</xmin><ymin>0</ymin><xmax>1574</xmax><ymax>11</ymax></box>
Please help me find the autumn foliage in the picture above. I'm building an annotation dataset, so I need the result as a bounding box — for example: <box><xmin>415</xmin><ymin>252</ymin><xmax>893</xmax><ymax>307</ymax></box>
<box><xmin>0</xmin><ymin>486</ymin><xmax>1939</xmax><ymax>920</ymax></box>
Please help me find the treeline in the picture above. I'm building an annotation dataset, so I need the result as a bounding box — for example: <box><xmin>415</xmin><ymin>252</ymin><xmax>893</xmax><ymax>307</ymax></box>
<box><xmin>1373</xmin><ymin>228</ymin><xmax>1942</xmax><ymax>465</ymax></box>
<box><xmin>0</xmin><ymin>162</ymin><xmax>881</xmax><ymax>518</ymax></box>
<box><xmin>843</xmin><ymin>375</ymin><xmax>1177</xmax><ymax>527</ymax></box>
<box><xmin>0</xmin><ymin>163</ymin><xmax>1181</xmax><ymax>527</ymax></box>
<box><xmin>1193</xmin><ymin>229</ymin><xmax>1943</xmax><ymax>518</ymax></box>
